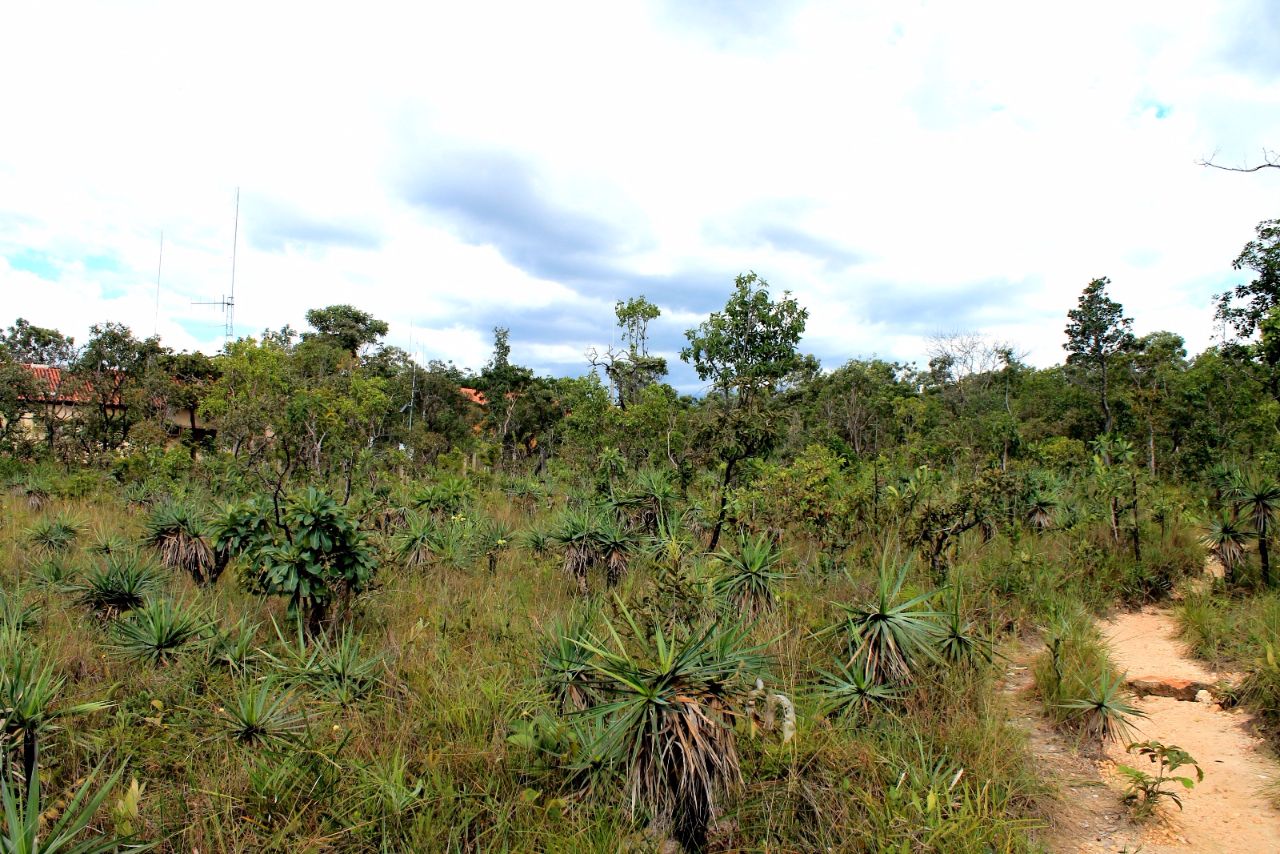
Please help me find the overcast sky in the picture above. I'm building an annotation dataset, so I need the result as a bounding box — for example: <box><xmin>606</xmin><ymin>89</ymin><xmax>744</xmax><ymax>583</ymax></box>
<box><xmin>2</xmin><ymin>1</ymin><xmax>1278</xmax><ymax>390</ymax></box>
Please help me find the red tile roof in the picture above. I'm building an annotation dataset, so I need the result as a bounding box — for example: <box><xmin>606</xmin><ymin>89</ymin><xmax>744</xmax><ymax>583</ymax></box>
<box><xmin>458</xmin><ymin>386</ymin><xmax>488</xmax><ymax>406</ymax></box>
<box><xmin>19</xmin><ymin>364</ymin><xmax>121</xmax><ymax>405</ymax></box>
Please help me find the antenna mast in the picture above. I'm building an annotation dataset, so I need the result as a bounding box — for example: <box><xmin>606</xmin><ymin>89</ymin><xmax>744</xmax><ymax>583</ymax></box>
<box><xmin>153</xmin><ymin>230</ymin><xmax>163</xmax><ymax>337</ymax></box>
<box><xmin>192</xmin><ymin>188</ymin><xmax>241</xmax><ymax>348</ymax></box>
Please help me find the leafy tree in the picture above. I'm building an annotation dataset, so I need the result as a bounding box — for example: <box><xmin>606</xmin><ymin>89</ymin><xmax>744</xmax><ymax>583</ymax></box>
<box><xmin>302</xmin><ymin>304</ymin><xmax>389</xmax><ymax>357</ymax></box>
<box><xmin>1064</xmin><ymin>277</ymin><xmax>1135</xmax><ymax>437</ymax></box>
<box><xmin>682</xmin><ymin>272</ymin><xmax>809</xmax><ymax>550</ymax></box>
<box><xmin>71</xmin><ymin>322</ymin><xmax>165</xmax><ymax>452</ymax></box>
<box><xmin>593</xmin><ymin>296</ymin><xmax>668</xmax><ymax>409</ymax></box>
<box><xmin>0</xmin><ymin>318</ymin><xmax>76</xmax><ymax>366</ymax></box>
<box><xmin>1216</xmin><ymin>219</ymin><xmax>1280</xmax><ymax>340</ymax></box>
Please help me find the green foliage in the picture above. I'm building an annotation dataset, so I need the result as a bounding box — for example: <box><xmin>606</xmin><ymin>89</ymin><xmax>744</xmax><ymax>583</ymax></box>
<box><xmin>142</xmin><ymin>501</ymin><xmax>216</xmax><ymax>585</ymax></box>
<box><xmin>218</xmin><ymin>678</ymin><xmax>306</xmax><ymax>748</ymax></box>
<box><xmin>712</xmin><ymin>531</ymin><xmax>788</xmax><ymax>619</ymax></box>
<box><xmin>824</xmin><ymin>555</ymin><xmax>941</xmax><ymax>684</ymax></box>
<box><xmin>25</xmin><ymin>514</ymin><xmax>80</xmax><ymax>557</ymax></box>
<box><xmin>75</xmin><ymin>555</ymin><xmax>162</xmax><ymax>617</ymax></box>
<box><xmin>1117</xmin><ymin>740</ymin><xmax>1203</xmax><ymax>818</ymax></box>
<box><xmin>817</xmin><ymin>660</ymin><xmax>903</xmax><ymax>721</ymax></box>
<box><xmin>110</xmin><ymin>598</ymin><xmax>210</xmax><ymax>666</ymax></box>
<box><xmin>243</xmin><ymin>487</ymin><xmax>378</xmax><ymax>632</ymax></box>
<box><xmin>572</xmin><ymin>603</ymin><xmax>769</xmax><ymax>851</ymax></box>
<box><xmin>0</xmin><ymin>757</ymin><xmax>149</xmax><ymax>853</ymax></box>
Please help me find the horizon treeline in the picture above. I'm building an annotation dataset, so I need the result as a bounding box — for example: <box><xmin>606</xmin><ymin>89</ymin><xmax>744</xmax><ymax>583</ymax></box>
<box><xmin>1</xmin><ymin>216</ymin><xmax>1277</xmax><ymax>488</ymax></box>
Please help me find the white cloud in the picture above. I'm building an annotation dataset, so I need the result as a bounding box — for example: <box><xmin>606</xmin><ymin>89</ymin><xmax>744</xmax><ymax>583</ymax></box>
<box><xmin>1</xmin><ymin>0</ymin><xmax>1277</xmax><ymax>383</ymax></box>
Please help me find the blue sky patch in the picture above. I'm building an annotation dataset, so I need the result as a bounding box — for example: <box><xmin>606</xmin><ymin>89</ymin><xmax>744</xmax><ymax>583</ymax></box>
<box><xmin>6</xmin><ymin>248</ymin><xmax>60</xmax><ymax>280</ymax></box>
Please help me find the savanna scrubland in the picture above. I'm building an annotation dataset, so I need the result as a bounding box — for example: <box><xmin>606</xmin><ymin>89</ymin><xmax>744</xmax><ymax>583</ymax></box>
<box><xmin>2</xmin><ymin>219</ymin><xmax>1280</xmax><ymax>852</ymax></box>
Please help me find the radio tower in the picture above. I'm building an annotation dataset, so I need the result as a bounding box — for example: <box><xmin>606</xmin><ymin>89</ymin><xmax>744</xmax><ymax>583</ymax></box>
<box><xmin>193</xmin><ymin>188</ymin><xmax>239</xmax><ymax>346</ymax></box>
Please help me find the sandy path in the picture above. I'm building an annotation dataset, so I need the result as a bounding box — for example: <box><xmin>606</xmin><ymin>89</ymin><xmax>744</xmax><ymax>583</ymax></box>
<box><xmin>1095</xmin><ymin>609</ymin><xmax>1280</xmax><ymax>852</ymax></box>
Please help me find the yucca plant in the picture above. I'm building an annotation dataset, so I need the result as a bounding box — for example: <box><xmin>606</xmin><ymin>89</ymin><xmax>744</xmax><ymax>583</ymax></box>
<box><xmin>218</xmin><ymin>678</ymin><xmax>306</xmax><ymax>748</ymax></box>
<box><xmin>0</xmin><ymin>590</ymin><xmax>40</xmax><ymax>632</ymax></box>
<box><xmin>76</xmin><ymin>556</ymin><xmax>162</xmax><ymax>617</ymax></box>
<box><xmin>712</xmin><ymin>532</ymin><xmax>788</xmax><ymax>620</ymax></box>
<box><xmin>551</xmin><ymin>507</ymin><xmax>602</xmax><ymax>594</ymax></box>
<box><xmin>1201</xmin><ymin>510</ymin><xmax>1253</xmax><ymax>585</ymax></box>
<box><xmin>592</xmin><ymin>515</ymin><xmax>638</xmax><ymax>588</ymax></box>
<box><xmin>265</xmin><ymin>622</ymin><xmax>383</xmax><ymax>705</ymax></box>
<box><xmin>86</xmin><ymin>529</ymin><xmax>131</xmax><ymax>559</ymax></box>
<box><xmin>519</xmin><ymin>524</ymin><xmax>553</xmax><ymax>558</ymax></box>
<box><xmin>207</xmin><ymin>616</ymin><xmax>260</xmax><ymax>671</ymax></box>
<box><xmin>30</xmin><ymin>559</ymin><xmax>78</xmax><ymax>594</ymax></box>
<box><xmin>393</xmin><ymin>513</ymin><xmax>442</xmax><ymax>569</ymax></box>
<box><xmin>18</xmin><ymin>477</ymin><xmax>51</xmax><ymax>513</ymax></box>
<box><xmin>823</xmin><ymin>555</ymin><xmax>941</xmax><ymax>685</ymax></box>
<box><xmin>573</xmin><ymin>603</ymin><xmax>769</xmax><ymax>851</ymax></box>
<box><xmin>142</xmin><ymin>502</ymin><xmax>216</xmax><ymax>586</ymax></box>
<box><xmin>25</xmin><ymin>514</ymin><xmax>80</xmax><ymax>558</ymax></box>
<box><xmin>0</xmin><ymin>647</ymin><xmax>112</xmax><ymax>785</ymax></box>
<box><xmin>0</xmin><ymin>756</ymin><xmax>149</xmax><ymax>853</ymax></box>
<box><xmin>1059</xmin><ymin>671</ymin><xmax>1147</xmax><ymax>745</ymax></box>
<box><xmin>936</xmin><ymin>590</ymin><xmax>992</xmax><ymax>667</ymax></box>
<box><xmin>817</xmin><ymin>659</ymin><xmax>903</xmax><ymax>721</ymax></box>
<box><xmin>474</xmin><ymin>517</ymin><xmax>513</xmax><ymax>573</ymax></box>
<box><xmin>411</xmin><ymin>476</ymin><xmax>473</xmax><ymax>518</ymax></box>
<box><xmin>538</xmin><ymin>610</ymin><xmax>598</xmax><ymax>713</ymax></box>
<box><xmin>627</xmin><ymin>468</ymin><xmax>679</xmax><ymax>535</ymax></box>
<box><xmin>110</xmin><ymin>599</ymin><xmax>209</xmax><ymax>666</ymax></box>
<box><xmin>1024</xmin><ymin>487</ymin><xmax>1059</xmax><ymax>532</ymax></box>
<box><xmin>1229</xmin><ymin>470</ymin><xmax>1280</xmax><ymax>587</ymax></box>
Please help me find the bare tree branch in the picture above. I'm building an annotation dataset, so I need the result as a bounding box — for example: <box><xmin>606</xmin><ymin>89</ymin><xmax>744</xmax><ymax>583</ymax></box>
<box><xmin>1197</xmin><ymin>148</ymin><xmax>1279</xmax><ymax>172</ymax></box>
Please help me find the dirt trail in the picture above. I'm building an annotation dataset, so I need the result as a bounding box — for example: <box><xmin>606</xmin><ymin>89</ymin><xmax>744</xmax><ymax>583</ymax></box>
<box><xmin>1011</xmin><ymin>607</ymin><xmax>1280</xmax><ymax>853</ymax></box>
<box><xmin>1097</xmin><ymin>608</ymin><xmax>1280</xmax><ymax>852</ymax></box>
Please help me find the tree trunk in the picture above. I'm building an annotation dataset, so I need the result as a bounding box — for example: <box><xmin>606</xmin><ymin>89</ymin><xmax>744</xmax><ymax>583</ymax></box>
<box><xmin>1147</xmin><ymin>421</ymin><xmax>1157</xmax><ymax>477</ymax></box>
<box><xmin>23</xmin><ymin>729</ymin><xmax>37</xmax><ymax>787</ymax></box>
<box><xmin>707</xmin><ymin>457</ymin><xmax>738</xmax><ymax>553</ymax></box>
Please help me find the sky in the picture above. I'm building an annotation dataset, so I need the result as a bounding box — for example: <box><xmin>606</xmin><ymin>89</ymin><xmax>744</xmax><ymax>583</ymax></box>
<box><xmin>1</xmin><ymin>1</ymin><xmax>1278</xmax><ymax>391</ymax></box>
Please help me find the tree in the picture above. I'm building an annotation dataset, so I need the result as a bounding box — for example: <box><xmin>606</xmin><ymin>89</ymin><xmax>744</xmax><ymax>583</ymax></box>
<box><xmin>302</xmin><ymin>304</ymin><xmax>389</xmax><ymax>358</ymax></box>
<box><xmin>1129</xmin><ymin>332</ymin><xmax>1187</xmax><ymax>476</ymax></box>
<box><xmin>682</xmin><ymin>272</ymin><xmax>808</xmax><ymax>550</ymax></box>
<box><xmin>1230</xmin><ymin>471</ymin><xmax>1280</xmax><ymax>588</ymax></box>
<box><xmin>590</xmin><ymin>296</ymin><xmax>668</xmax><ymax>409</ymax></box>
<box><xmin>71</xmin><ymin>322</ymin><xmax>164</xmax><ymax>452</ymax></box>
<box><xmin>0</xmin><ymin>318</ymin><xmax>76</xmax><ymax>366</ymax></box>
<box><xmin>1064</xmin><ymin>277</ymin><xmax>1134</xmax><ymax>437</ymax></box>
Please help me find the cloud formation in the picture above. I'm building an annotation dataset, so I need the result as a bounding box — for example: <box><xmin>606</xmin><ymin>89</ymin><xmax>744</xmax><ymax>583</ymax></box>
<box><xmin>1</xmin><ymin>1</ymin><xmax>1277</xmax><ymax>390</ymax></box>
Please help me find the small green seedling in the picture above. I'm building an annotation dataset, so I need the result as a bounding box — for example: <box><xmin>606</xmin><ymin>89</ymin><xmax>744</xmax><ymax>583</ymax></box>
<box><xmin>1117</xmin><ymin>740</ymin><xmax>1204</xmax><ymax>818</ymax></box>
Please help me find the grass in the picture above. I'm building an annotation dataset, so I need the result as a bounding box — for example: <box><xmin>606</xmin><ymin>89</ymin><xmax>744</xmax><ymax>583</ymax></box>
<box><xmin>0</xmin><ymin>472</ymin><xmax>1091</xmax><ymax>852</ymax></box>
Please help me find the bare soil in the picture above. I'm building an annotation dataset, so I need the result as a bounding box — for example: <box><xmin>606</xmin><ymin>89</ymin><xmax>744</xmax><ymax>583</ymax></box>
<box><xmin>1008</xmin><ymin>607</ymin><xmax>1280</xmax><ymax>853</ymax></box>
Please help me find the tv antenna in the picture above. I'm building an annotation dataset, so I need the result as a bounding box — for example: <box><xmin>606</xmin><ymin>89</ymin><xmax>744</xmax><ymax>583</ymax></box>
<box><xmin>193</xmin><ymin>187</ymin><xmax>239</xmax><ymax>345</ymax></box>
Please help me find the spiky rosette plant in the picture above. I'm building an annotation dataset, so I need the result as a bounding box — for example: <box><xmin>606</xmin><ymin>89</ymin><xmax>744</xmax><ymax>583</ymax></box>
<box><xmin>822</xmin><ymin>554</ymin><xmax>941</xmax><ymax>685</ymax></box>
<box><xmin>143</xmin><ymin>502</ymin><xmax>216</xmax><ymax>586</ymax></box>
<box><xmin>551</xmin><ymin>507</ymin><xmax>602</xmax><ymax>594</ymax></box>
<box><xmin>76</xmin><ymin>555</ymin><xmax>162</xmax><ymax>617</ymax></box>
<box><xmin>574</xmin><ymin>603</ymin><xmax>769</xmax><ymax>852</ymax></box>
<box><xmin>1201</xmin><ymin>510</ymin><xmax>1253</xmax><ymax>586</ymax></box>
<box><xmin>538</xmin><ymin>609</ymin><xmax>598</xmax><ymax>713</ymax></box>
<box><xmin>393</xmin><ymin>513</ymin><xmax>442</xmax><ymax>570</ymax></box>
<box><xmin>110</xmin><ymin>598</ymin><xmax>210</xmax><ymax>666</ymax></box>
<box><xmin>18</xmin><ymin>477</ymin><xmax>51</xmax><ymax>513</ymax></box>
<box><xmin>592</xmin><ymin>515</ymin><xmax>638</xmax><ymax>588</ymax></box>
<box><xmin>25</xmin><ymin>514</ymin><xmax>80</xmax><ymax>558</ymax></box>
<box><xmin>712</xmin><ymin>531</ymin><xmax>788</xmax><ymax>620</ymax></box>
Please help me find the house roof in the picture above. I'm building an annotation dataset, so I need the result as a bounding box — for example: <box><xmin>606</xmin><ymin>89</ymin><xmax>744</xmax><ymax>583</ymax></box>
<box><xmin>19</xmin><ymin>364</ymin><xmax>121</xmax><ymax>405</ymax></box>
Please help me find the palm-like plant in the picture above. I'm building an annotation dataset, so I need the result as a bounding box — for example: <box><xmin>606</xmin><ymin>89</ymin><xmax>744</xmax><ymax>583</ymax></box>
<box><xmin>110</xmin><ymin>599</ymin><xmax>210</xmax><ymax>666</ymax></box>
<box><xmin>142</xmin><ymin>502</ymin><xmax>216</xmax><ymax>586</ymax></box>
<box><xmin>474</xmin><ymin>516</ymin><xmax>513</xmax><ymax>573</ymax></box>
<box><xmin>25</xmin><ymin>515</ymin><xmax>80</xmax><ymax>558</ymax></box>
<box><xmin>817</xmin><ymin>659</ymin><xmax>902</xmax><ymax>721</ymax></box>
<box><xmin>573</xmin><ymin>605</ymin><xmax>769</xmax><ymax>851</ymax></box>
<box><xmin>538</xmin><ymin>610</ymin><xmax>598</xmax><ymax>713</ymax></box>
<box><xmin>0</xmin><ymin>590</ymin><xmax>40</xmax><ymax>633</ymax></box>
<box><xmin>936</xmin><ymin>591</ymin><xmax>992</xmax><ymax>667</ymax></box>
<box><xmin>76</xmin><ymin>556</ymin><xmax>162</xmax><ymax>617</ymax></box>
<box><xmin>551</xmin><ymin>507</ymin><xmax>601</xmax><ymax>594</ymax></box>
<box><xmin>411</xmin><ymin>476</ymin><xmax>474</xmax><ymax>518</ymax></box>
<box><xmin>1059</xmin><ymin>671</ymin><xmax>1147</xmax><ymax>745</ymax></box>
<box><xmin>1229</xmin><ymin>470</ymin><xmax>1280</xmax><ymax>587</ymax></box>
<box><xmin>17</xmin><ymin>477</ymin><xmax>51</xmax><ymax>513</ymax></box>
<box><xmin>1024</xmin><ymin>480</ymin><xmax>1060</xmax><ymax>532</ymax></box>
<box><xmin>0</xmin><ymin>757</ymin><xmax>148</xmax><ymax>853</ymax></box>
<box><xmin>393</xmin><ymin>513</ymin><xmax>441</xmax><ymax>569</ymax></box>
<box><xmin>518</xmin><ymin>524</ymin><xmax>553</xmax><ymax>559</ymax></box>
<box><xmin>218</xmin><ymin>679</ymin><xmax>305</xmax><ymax>748</ymax></box>
<box><xmin>593</xmin><ymin>515</ymin><xmax>638</xmax><ymax>588</ymax></box>
<box><xmin>0</xmin><ymin>648</ymin><xmax>112</xmax><ymax>785</ymax></box>
<box><xmin>823</xmin><ymin>555</ymin><xmax>941</xmax><ymax>684</ymax></box>
<box><xmin>1201</xmin><ymin>510</ymin><xmax>1253</xmax><ymax>585</ymax></box>
<box><xmin>207</xmin><ymin>616</ymin><xmax>260</xmax><ymax>671</ymax></box>
<box><xmin>712</xmin><ymin>532</ymin><xmax>788</xmax><ymax>620</ymax></box>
